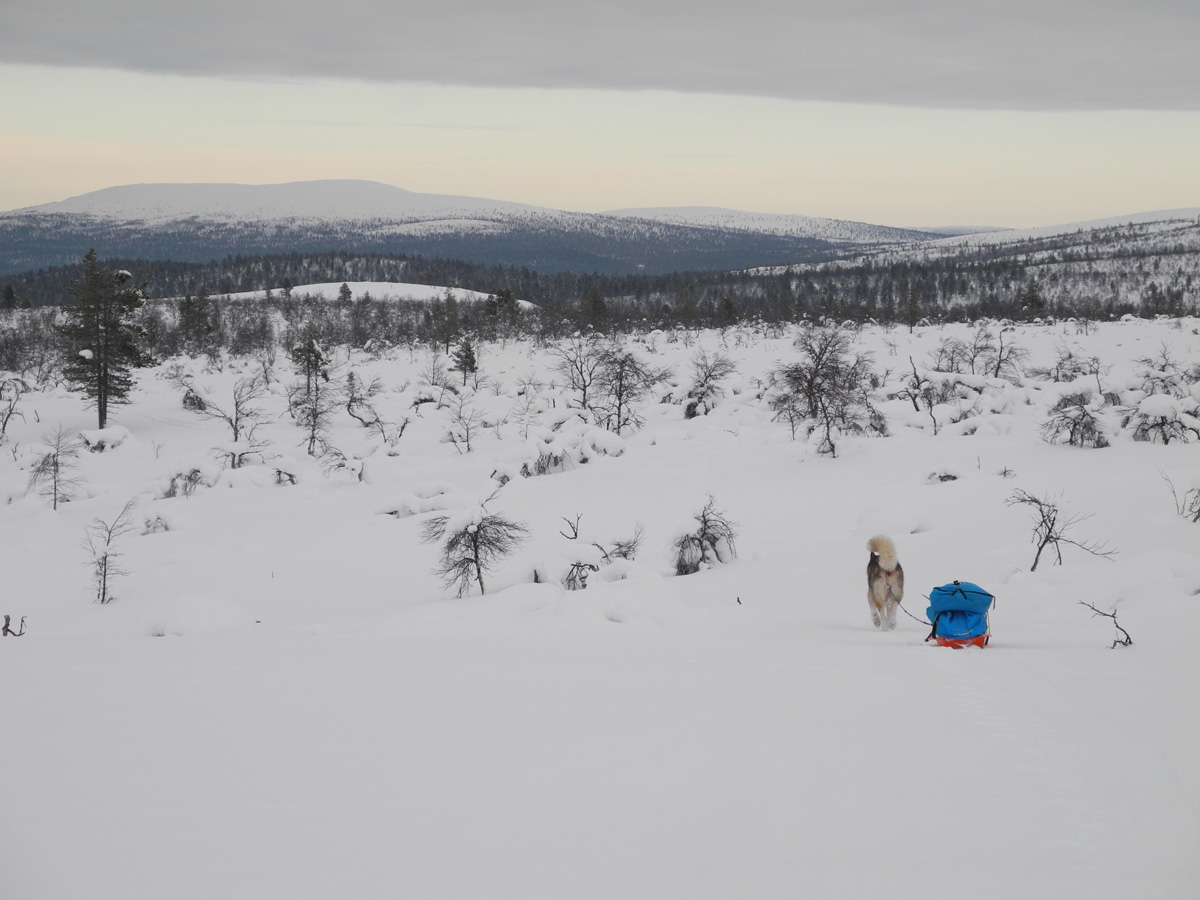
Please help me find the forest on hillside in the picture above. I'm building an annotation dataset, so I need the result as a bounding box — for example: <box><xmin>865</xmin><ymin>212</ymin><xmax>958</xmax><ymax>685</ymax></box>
<box><xmin>2</xmin><ymin>225</ymin><xmax>1196</xmax><ymax>335</ymax></box>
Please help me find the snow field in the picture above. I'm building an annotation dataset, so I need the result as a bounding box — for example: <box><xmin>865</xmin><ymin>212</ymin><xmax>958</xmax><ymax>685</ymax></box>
<box><xmin>1</xmin><ymin>317</ymin><xmax>1199</xmax><ymax>899</ymax></box>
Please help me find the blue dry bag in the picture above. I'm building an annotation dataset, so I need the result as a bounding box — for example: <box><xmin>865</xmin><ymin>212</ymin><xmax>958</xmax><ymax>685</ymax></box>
<box><xmin>926</xmin><ymin>581</ymin><xmax>995</xmax><ymax>646</ymax></box>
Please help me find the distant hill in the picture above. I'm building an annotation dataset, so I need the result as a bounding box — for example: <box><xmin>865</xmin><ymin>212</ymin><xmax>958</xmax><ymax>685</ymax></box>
<box><xmin>602</xmin><ymin>206</ymin><xmax>940</xmax><ymax>244</ymax></box>
<box><xmin>0</xmin><ymin>180</ymin><xmax>945</xmax><ymax>277</ymax></box>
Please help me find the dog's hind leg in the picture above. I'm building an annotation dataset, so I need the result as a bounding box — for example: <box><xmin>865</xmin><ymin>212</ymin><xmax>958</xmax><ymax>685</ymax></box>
<box><xmin>884</xmin><ymin>599</ymin><xmax>898</xmax><ymax>631</ymax></box>
<box><xmin>868</xmin><ymin>594</ymin><xmax>882</xmax><ymax>628</ymax></box>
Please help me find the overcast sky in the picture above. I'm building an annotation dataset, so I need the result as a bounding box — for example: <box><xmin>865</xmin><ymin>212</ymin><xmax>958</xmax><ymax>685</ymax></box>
<box><xmin>2</xmin><ymin>0</ymin><xmax>1198</xmax><ymax>226</ymax></box>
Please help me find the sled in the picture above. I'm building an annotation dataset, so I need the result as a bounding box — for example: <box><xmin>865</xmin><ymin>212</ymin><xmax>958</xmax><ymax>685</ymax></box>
<box><xmin>925</xmin><ymin>581</ymin><xmax>995</xmax><ymax>649</ymax></box>
<box><xmin>931</xmin><ymin>633</ymin><xmax>989</xmax><ymax>649</ymax></box>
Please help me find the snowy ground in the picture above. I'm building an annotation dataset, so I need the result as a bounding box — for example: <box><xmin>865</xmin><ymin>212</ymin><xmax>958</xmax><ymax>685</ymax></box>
<box><xmin>2</xmin><ymin>317</ymin><xmax>1199</xmax><ymax>899</ymax></box>
<box><xmin>219</xmin><ymin>281</ymin><xmax>497</xmax><ymax>303</ymax></box>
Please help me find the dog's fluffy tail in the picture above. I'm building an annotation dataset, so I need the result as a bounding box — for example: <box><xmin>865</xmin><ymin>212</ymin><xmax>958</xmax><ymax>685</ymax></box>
<box><xmin>867</xmin><ymin>535</ymin><xmax>898</xmax><ymax>570</ymax></box>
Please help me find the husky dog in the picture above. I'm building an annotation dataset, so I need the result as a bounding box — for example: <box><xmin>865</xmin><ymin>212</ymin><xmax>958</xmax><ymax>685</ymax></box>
<box><xmin>866</xmin><ymin>536</ymin><xmax>904</xmax><ymax>630</ymax></box>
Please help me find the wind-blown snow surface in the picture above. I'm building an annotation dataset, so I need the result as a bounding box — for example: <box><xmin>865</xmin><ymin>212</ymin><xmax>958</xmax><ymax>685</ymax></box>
<box><xmin>2</xmin><ymin>319</ymin><xmax>1199</xmax><ymax>899</ymax></box>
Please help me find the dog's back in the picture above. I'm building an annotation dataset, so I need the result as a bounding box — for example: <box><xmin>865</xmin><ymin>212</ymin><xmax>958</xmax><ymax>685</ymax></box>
<box><xmin>866</xmin><ymin>535</ymin><xmax>904</xmax><ymax>629</ymax></box>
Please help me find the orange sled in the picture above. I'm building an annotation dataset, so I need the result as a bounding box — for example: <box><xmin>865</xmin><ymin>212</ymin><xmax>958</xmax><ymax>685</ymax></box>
<box><xmin>931</xmin><ymin>634</ymin><xmax>989</xmax><ymax>649</ymax></box>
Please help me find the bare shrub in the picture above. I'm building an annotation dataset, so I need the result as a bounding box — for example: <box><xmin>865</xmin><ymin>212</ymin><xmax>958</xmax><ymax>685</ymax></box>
<box><xmin>28</xmin><ymin>425</ymin><xmax>83</xmax><ymax>509</ymax></box>
<box><xmin>162</xmin><ymin>468</ymin><xmax>208</xmax><ymax>499</ymax></box>
<box><xmin>422</xmin><ymin>502</ymin><xmax>530</xmax><ymax>597</ymax></box>
<box><xmin>1160</xmin><ymin>470</ymin><xmax>1200</xmax><ymax>523</ymax></box>
<box><xmin>320</xmin><ymin>444</ymin><xmax>365</xmax><ymax>481</ymax></box>
<box><xmin>684</xmin><ymin>348</ymin><xmax>737</xmax><ymax>418</ymax></box>
<box><xmin>1121</xmin><ymin>395</ymin><xmax>1199</xmax><ymax>445</ymax></box>
<box><xmin>1040</xmin><ymin>392</ymin><xmax>1110</xmax><ymax>448</ymax></box>
<box><xmin>674</xmin><ymin>496</ymin><xmax>738</xmax><ymax>576</ymax></box>
<box><xmin>84</xmin><ymin>498</ymin><xmax>138</xmax><ymax>604</ymax></box>
<box><xmin>0</xmin><ymin>375</ymin><xmax>28</xmax><ymax>443</ymax></box>
<box><xmin>557</xmin><ymin>514</ymin><xmax>644</xmax><ymax>589</ymax></box>
<box><xmin>1079</xmin><ymin>601</ymin><xmax>1133</xmax><ymax>649</ymax></box>
<box><xmin>984</xmin><ymin>330</ymin><xmax>1028</xmax><ymax>381</ymax></box>
<box><xmin>1006</xmin><ymin>489</ymin><xmax>1116</xmax><ymax>572</ymax></box>
<box><xmin>444</xmin><ymin>398</ymin><xmax>484</xmax><ymax>453</ymax></box>
<box><xmin>773</xmin><ymin>326</ymin><xmax>884</xmax><ymax>456</ymax></box>
<box><xmin>593</xmin><ymin>346</ymin><xmax>672</xmax><ymax>434</ymax></box>
<box><xmin>548</xmin><ymin>333</ymin><xmax>605</xmax><ymax>413</ymax></box>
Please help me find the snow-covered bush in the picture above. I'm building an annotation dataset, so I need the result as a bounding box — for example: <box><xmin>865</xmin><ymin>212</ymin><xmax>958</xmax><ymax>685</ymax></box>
<box><xmin>673</xmin><ymin>495</ymin><xmax>737</xmax><ymax>576</ymax></box>
<box><xmin>80</xmin><ymin>425</ymin><xmax>132</xmax><ymax>452</ymax></box>
<box><xmin>684</xmin><ymin>348</ymin><xmax>737</xmax><ymax>418</ymax></box>
<box><xmin>1122</xmin><ymin>394</ymin><xmax>1200</xmax><ymax>444</ymax></box>
<box><xmin>773</xmin><ymin>326</ymin><xmax>884</xmax><ymax>456</ymax></box>
<box><xmin>161</xmin><ymin>467</ymin><xmax>210</xmax><ymax>499</ymax></box>
<box><xmin>510</xmin><ymin>422</ymin><xmax>626</xmax><ymax>477</ymax></box>
<box><xmin>546</xmin><ymin>515</ymin><xmax>645</xmax><ymax>590</ymax></box>
<box><xmin>1040</xmin><ymin>391</ymin><xmax>1111</xmax><ymax>448</ymax></box>
<box><xmin>421</xmin><ymin>504</ymin><xmax>529</xmax><ymax>597</ymax></box>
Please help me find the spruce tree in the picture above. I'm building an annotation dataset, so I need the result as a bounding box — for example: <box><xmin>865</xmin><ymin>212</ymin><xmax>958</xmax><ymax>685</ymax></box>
<box><xmin>452</xmin><ymin>337</ymin><xmax>478</xmax><ymax>385</ymax></box>
<box><xmin>60</xmin><ymin>250</ymin><xmax>155</xmax><ymax>429</ymax></box>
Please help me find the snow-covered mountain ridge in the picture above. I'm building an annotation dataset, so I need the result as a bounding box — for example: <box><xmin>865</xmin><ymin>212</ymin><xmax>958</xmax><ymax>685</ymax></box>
<box><xmin>13</xmin><ymin>180</ymin><xmax>549</xmax><ymax>224</ymax></box>
<box><xmin>3</xmin><ymin>180</ymin><xmax>1197</xmax><ymax>282</ymax></box>
<box><xmin>0</xmin><ymin>180</ymin><xmax>956</xmax><ymax>277</ymax></box>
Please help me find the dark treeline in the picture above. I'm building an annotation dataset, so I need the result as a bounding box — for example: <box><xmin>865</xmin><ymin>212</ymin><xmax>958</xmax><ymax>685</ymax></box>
<box><xmin>2</xmin><ymin>222</ymin><xmax>1197</xmax><ymax>338</ymax></box>
<box><xmin>0</xmin><ymin>213</ymin><xmax>834</xmax><ymax>277</ymax></box>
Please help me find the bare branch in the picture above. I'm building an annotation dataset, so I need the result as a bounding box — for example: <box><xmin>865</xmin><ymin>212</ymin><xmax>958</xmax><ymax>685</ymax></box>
<box><xmin>1079</xmin><ymin>600</ymin><xmax>1133</xmax><ymax>649</ymax></box>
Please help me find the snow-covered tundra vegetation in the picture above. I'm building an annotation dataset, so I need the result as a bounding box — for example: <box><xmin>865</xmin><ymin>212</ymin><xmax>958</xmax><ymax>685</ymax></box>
<box><xmin>2</xmin><ymin>309</ymin><xmax>1199</xmax><ymax>899</ymax></box>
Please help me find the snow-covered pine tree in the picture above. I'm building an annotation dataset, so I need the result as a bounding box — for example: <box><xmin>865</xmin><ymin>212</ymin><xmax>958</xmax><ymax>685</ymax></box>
<box><xmin>59</xmin><ymin>250</ymin><xmax>155</xmax><ymax>428</ymax></box>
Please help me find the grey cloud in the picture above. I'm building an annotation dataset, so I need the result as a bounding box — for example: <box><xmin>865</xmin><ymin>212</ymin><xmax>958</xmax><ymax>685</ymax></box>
<box><xmin>3</xmin><ymin>0</ymin><xmax>1198</xmax><ymax>110</ymax></box>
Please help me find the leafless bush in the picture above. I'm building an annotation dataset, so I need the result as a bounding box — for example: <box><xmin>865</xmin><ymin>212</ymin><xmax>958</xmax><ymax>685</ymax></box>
<box><xmin>557</xmin><ymin>514</ymin><xmax>644</xmax><ymax>589</ymax></box>
<box><xmin>674</xmin><ymin>495</ymin><xmax>738</xmax><ymax>576</ymax></box>
<box><xmin>320</xmin><ymin>444</ymin><xmax>365</xmax><ymax>481</ymax></box>
<box><xmin>1079</xmin><ymin>601</ymin><xmax>1133</xmax><ymax>648</ymax></box>
<box><xmin>445</xmin><ymin>398</ymin><xmax>484</xmax><ymax>453</ymax></box>
<box><xmin>344</xmin><ymin>369</ymin><xmax>385</xmax><ymax>428</ymax></box>
<box><xmin>773</xmin><ymin>326</ymin><xmax>884</xmax><ymax>456</ymax></box>
<box><xmin>984</xmin><ymin>330</ymin><xmax>1028</xmax><ymax>381</ymax></box>
<box><xmin>1121</xmin><ymin>397</ymin><xmax>1198</xmax><ymax>445</ymax></box>
<box><xmin>142</xmin><ymin>515</ymin><xmax>170</xmax><ymax>535</ymax></box>
<box><xmin>1040</xmin><ymin>392</ymin><xmax>1110</xmax><ymax>448</ymax></box>
<box><xmin>892</xmin><ymin>356</ymin><xmax>933</xmax><ymax>412</ymax></box>
<box><xmin>548</xmin><ymin>333</ymin><xmax>605</xmax><ymax>413</ymax></box>
<box><xmin>422</xmin><ymin>503</ymin><xmax>530</xmax><ymax>597</ymax></box>
<box><xmin>1006</xmin><ymin>489</ymin><xmax>1116</xmax><ymax>572</ymax></box>
<box><xmin>28</xmin><ymin>425</ymin><xmax>82</xmax><ymax>509</ymax></box>
<box><xmin>929</xmin><ymin>326</ymin><xmax>994</xmax><ymax>375</ymax></box>
<box><xmin>593</xmin><ymin>346</ymin><xmax>672</xmax><ymax>434</ymax></box>
<box><xmin>0</xmin><ymin>375</ymin><xmax>28</xmax><ymax>443</ymax></box>
<box><xmin>162</xmin><ymin>468</ymin><xmax>208</xmax><ymax>499</ymax></box>
<box><xmin>288</xmin><ymin>375</ymin><xmax>340</xmax><ymax>456</ymax></box>
<box><xmin>83</xmin><ymin>498</ymin><xmax>138</xmax><ymax>604</ymax></box>
<box><xmin>1160</xmin><ymin>470</ymin><xmax>1200</xmax><ymax>523</ymax></box>
<box><xmin>685</xmin><ymin>348</ymin><xmax>737</xmax><ymax>418</ymax></box>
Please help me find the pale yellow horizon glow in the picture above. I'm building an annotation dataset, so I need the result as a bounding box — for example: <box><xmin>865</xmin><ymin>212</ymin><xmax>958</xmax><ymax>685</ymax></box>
<box><xmin>2</xmin><ymin>63</ymin><xmax>1198</xmax><ymax>229</ymax></box>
